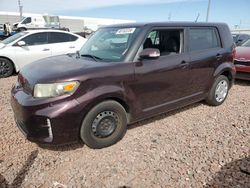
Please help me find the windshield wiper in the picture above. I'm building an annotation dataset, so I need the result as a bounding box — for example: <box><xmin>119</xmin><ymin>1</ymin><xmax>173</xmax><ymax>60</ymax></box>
<box><xmin>81</xmin><ymin>54</ymin><xmax>103</xmax><ymax>62</ymax></box>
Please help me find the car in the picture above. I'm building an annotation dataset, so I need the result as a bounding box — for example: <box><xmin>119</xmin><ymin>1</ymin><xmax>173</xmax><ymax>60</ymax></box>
<box><xmin>11</xmin><ymin>22</ymin><xmax>235</xmax><ymax>149</ymax></box>
<box><xmin>0</xmin><ymin>30</ymin><xmax>87</xmax><ymax>78</ymax></box>
<box><xmin>234</xmin><ymin>39</ymin><xmax>250</xmax><ymax>80</ymax></box>
<box><xmin>232</xmin><ymin>33</ymin><xmax>250</xmax><ymax>46</ymax></box>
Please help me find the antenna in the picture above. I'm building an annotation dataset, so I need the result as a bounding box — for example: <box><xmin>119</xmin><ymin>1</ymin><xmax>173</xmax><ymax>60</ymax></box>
<box><xmin>206</xmin><ymin>0</ymin><xmax>211</xmax><ymax>22</ymax></box>
<box><xmin>18</xmin><ymin>0</ymin><xmax>23</xmax><ymax>21</ymax></box>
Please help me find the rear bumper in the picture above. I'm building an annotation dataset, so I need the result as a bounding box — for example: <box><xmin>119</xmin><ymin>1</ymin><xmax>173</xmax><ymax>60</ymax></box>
<box><xmin>11</xmin><ymin>88</ymin><xmax>84</xmax><ymax>145</ymax></box>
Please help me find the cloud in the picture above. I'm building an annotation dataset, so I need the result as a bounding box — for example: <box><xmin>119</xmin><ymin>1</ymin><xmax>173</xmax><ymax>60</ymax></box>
<box><xmin>0</xmin><ymin>0</ymin><xmax>202</xmax><ymax>13</ymax></box>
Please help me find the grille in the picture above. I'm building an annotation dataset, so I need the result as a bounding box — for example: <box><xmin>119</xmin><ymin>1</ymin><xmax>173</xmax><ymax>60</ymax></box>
<box><xmin>234</xmin><ymin>60</ymin><xmax>250</xmax><ymax>66</ymax></box>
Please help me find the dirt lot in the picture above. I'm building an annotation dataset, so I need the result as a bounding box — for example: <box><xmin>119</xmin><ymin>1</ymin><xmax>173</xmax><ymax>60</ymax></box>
<box><xmin>0</xmin><ymin>76</ymin><xmax>249</xmax><ymax>188</ymax></box>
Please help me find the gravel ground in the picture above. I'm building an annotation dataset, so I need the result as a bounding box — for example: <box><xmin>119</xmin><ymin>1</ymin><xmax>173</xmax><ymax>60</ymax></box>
<box><xmin>0</xmin><ymin>76</ymin><xmax>249</xmax><ymax>188</ymax></box>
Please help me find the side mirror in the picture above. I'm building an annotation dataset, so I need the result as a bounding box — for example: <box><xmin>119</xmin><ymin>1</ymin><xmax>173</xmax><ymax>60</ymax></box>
<box><xmin>139</xmin><ymin>48</ymin><xmax>160</xmax><ymax>59</ymax></box>
<box><xmin>17</xmin><ymin>41</ymin><xmax>26</xmax><ymax>47</ymax></box>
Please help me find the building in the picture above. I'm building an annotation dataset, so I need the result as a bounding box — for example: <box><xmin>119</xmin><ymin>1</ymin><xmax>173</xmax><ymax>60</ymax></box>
<box><xmin>231</xmin><ymin>29</ymin><xmax>250</xmax><ymax>34</ymax></box>
<box><xmin>0</xmin><ymin>11</ymin><xmax>135</xmax><ymax>32</ymax></box>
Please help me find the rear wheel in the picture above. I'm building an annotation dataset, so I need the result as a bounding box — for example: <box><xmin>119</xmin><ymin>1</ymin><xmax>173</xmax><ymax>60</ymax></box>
<box><xmin>206</xmin><ymin>75</ymin><xmax>229</xmax><ymax>106</ymax></box>
<box><xmin>0</xmin><ymin>58</ymin><xmax>14</xmax><ymax>78</ymax></box>
<box><xmin>80</xmin><ymin>100</ymin><xmax>127</xmax><ymax>149</ymax></box>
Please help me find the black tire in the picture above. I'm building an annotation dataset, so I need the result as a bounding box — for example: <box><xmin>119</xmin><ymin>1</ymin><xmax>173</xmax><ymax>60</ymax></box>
<box><xmin>0</xmin><ymin>58</ymin><xmax>14</xmax><ymax>78</ymax></box>
<box><xmin>18</xmin><ymin>27</ymin><xmax>26</xmax><ymax>32</ymax></box>
<box><xmin>80</xmin><ymin>100</ymin><xmax>127</xmax><ymax>149</ymax></box>
<box><xmin>206</xmin><ymin>75</ymin><xmax>229</xmax><ymax>106</ymax></box>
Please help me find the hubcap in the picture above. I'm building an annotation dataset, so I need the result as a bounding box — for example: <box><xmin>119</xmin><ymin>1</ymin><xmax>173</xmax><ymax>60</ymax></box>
<box><xmin>91</xmin><ymin>111</ymin><xmax>119</xmax><ymax>138</ymax></box>
<box><xmin>215</xmin><ymin>80</ymin><xmax>228</xmax><ymax>102</ymax></box>
<box><xmin>0</xmin><ymin>60</ymin><xmax>10</xmax><ymax>76</ymax></box>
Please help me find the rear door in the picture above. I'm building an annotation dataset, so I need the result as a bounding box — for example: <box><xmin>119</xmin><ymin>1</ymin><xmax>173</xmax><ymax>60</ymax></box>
<box><xmin>187</xmin><ymin>27</ymin><xmax>223</xmax><ymax>95</ymax></box>
<box><xmin>48</xmin><ymin>32</ymin><xmax>79</xmax><ymax>56</ymax></box>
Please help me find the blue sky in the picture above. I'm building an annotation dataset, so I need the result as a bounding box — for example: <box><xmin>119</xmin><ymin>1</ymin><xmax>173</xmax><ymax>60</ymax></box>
<box><xmin>1</xmin><ymin>0</ymin><xmax>250</xmax><ymax>29</ymax></box>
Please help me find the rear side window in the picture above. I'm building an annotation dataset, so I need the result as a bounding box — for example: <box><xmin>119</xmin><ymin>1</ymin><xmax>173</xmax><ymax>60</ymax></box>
<box><xmin>189</xmin><ymin>28</ymin><xmax>220</xmax><ymax>52</ymax></box>
<box><xmin>49</xmin><ymin>32</ymin><xmax>78</xmax><ymax>43</ymax></box>
<box><xmin>22</xmin><ymin>32</ymin><xmax>48</xmax><ymax>46</ymax></box>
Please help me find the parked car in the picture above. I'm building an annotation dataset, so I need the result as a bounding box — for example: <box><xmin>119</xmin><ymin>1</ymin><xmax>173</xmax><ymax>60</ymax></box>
<box><xmin>0</xmin><ymin>30</ymin><xmax>87</xmax><ymax>77</ymax></box>
<box><xmin>11</xmin><ymin>22</ymin><xmax>235</xmax><ymax>149</ymax></box>
<box><xmin>13</xmin><ymin>15</ymin><xmax>60</xmax><ymax>31</ymax></box>
<box><xmin>232</xmin><ymin>33</ymin><xmax>250</xmax><ymax>46</ymax></box>
<box><xmin>234</xmin><ymin>39</ymin><xmax>250</xmax><ymax>80</ymax></box>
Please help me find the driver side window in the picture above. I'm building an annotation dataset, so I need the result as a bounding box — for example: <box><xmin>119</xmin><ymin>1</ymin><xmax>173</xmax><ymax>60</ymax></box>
<box><xmin>22</xmin><ymin>17</ymin><xmax>31</xmax><ymax>24</ymax></box>
<box><xmin>21</xmin><ymin>32</ymin><xmax>48</xmax><ymax>46</ymax></box>
<box><xmin>143</xmin><ymin>29</ymin><xmax>183</xmax><ymax>56</ymax></box>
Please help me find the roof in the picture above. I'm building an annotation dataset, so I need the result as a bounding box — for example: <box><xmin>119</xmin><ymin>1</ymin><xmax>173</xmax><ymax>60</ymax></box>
<box><xmin>22</xmin><ymin>29</ymin><xmax>83</xmax><ymax>38</ymax></box>
<box><xmin>24</xmin><ymin>29</ymin><xmax>71</xmax><ymax>34</ymax></box>
<box><xmin>102</xmin><ymin>21</ymin><xmax>228</xmax><ymax>28</ymax></box>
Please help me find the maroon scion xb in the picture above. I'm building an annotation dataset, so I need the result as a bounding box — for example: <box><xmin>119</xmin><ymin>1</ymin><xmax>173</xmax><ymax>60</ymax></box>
<box><xmin>11</xmin><ymin>22</ymin><xmax>236</xmax><ymax>149</ymax></box>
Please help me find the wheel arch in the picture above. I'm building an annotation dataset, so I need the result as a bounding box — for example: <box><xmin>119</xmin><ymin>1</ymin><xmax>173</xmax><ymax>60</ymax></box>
<box><xmin>77</xmin><ymin>92</ymin><xmax>133</xmax><ymax>130</ymax></box>
<box><xmin>213</xmin><ymin>62</ymin><xmax>235</xmax><ymax>88</ymax></box>
<box><xmin>220</xmin><ymin>70</ymin><xmax>233</xmax><ymax>87</ymax></box>
<box><xmin>0</xmin><ymin>56</ymin><xmax>18</xmax><ymax>73</ymax></box>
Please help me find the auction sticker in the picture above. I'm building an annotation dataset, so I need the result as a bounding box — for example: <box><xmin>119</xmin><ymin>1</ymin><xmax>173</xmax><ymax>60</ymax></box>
<box><xmin>116</xmin><ymin>28</ymin><xmax>136</xmax><ymax>35</ymax></box>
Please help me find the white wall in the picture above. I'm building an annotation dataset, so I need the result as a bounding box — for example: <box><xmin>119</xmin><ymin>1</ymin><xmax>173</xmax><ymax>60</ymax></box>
<box><xmin>231</xmin><ymin>29</ymin><xmax>250</xmax><ymax>34</ymax></box>
<box><xmin>0</xmin><ymin>11</ymin><xmax>136</xmax><ymax>32</ymax></box>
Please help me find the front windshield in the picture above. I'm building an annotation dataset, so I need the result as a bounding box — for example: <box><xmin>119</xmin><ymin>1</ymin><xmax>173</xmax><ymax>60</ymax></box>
<box><xmin>1</xmin><ymin>32</ymin><xmax>27</xmax><ymax>45</ymax></box>
<box><xmin>242</xmin><ymin>39</ymin><xmax>250</xmax><ymax>47</ymax></box>
<box><xmin>79</xmin><ymin>27</ymin><xmax>141</xmax><ymax>62</ymax></box>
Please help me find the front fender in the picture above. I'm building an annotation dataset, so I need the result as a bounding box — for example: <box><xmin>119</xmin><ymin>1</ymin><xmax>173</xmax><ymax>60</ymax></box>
<box><xmin>0</xmin><ymin>55</ymin><xmax>19</xmax><ymax>72</ymax></box>
<box><xmin>75</xmin><ymin>84</ymin><xmax>134</xmax><ymax>123</ymax></box>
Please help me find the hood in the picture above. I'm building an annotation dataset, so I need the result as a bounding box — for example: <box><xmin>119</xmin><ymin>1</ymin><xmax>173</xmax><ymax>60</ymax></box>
<box><xmin>20</xmin><ymin>54</ymin><xmax>111</xmax><ymax>86</ymax></box>
<box><xmin>235</xmin><ymin>47</ymin><xmax>250</xmax><ymax>61</ymax></box>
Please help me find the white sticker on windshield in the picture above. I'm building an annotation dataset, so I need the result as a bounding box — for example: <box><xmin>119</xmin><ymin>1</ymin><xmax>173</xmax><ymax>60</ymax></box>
<box><xmin>116</xmin><ymin>28</ymin><xmax>136</xmax><ymax>35</ymax></box>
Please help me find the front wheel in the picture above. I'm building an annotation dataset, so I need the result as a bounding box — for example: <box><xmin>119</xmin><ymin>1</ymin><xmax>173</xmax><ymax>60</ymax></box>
<box><xmin>18</xmin><ymin>27</ymin><xmax>27</xmax><ymax>32</ymax></box>
<box><xmin>0</xmin><ymin>58</ymin><xmax>14</xmax><ymax>78</ymax></box>
<box><xmin>206</xmin><ymin>75</ymin><xmax>229</xmax><ymax>106</ymax></box>
<box><xmin>80</xmin><ymin>100</ymin><xmax>127</xmax><ymax>149</ymax></box>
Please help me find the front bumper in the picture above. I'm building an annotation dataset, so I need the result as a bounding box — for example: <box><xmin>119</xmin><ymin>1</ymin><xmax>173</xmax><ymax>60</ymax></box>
<box><xmin>235</xmin><ymin>64</ymin><xmax>250</xmax><ymax>81</ymax></box>
<box><xmin>11</xmin><ymin>87</ymin><xmax>84</xmax><ymax>145</ymax></box>
<box><xmin>235</xmin><ymin>71</ymin><xmax>250</xmax><ymax>80</ymax></box>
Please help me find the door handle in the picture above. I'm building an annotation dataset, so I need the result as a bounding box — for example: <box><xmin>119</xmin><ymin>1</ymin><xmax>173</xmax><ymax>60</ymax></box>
<box><xmin>69</xmin><ymin>46</ymin><xmax>75</xmax><ymax>49</ymax></box>
<box><xmin>179</xmin><ymin>61</ymin><xmax>189</xmax><ymax>68</ymax></box>
<box><xmin>43</xmin><ymin>48</ymin><xmax>50</xmax><ymax>51</ymax></box>
<box><xmin>216</xmin><ymin>53</ymin><xmax>223</xmax><ymax>60</ymax></box>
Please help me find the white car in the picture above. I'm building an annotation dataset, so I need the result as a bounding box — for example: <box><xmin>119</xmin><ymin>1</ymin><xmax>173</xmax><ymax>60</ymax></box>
<box><xmin>0</xmin><ymin>30</ymin><xmax>87</xmax><ymax>77</ymax></box>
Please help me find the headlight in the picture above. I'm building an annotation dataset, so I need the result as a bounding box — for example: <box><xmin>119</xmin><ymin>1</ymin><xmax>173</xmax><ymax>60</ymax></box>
<box><xmin>34</xmin><ymin>81</ymin><xmax>79</xmax><ymax>98</ymax></box>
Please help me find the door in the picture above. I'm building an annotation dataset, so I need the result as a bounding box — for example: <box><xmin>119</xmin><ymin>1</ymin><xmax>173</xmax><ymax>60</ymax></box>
<box><xmin>187</xmin><ymin>27</ymin><xmax>223</xmax><ymax>95</ymax></box>
<box><xmin>21</xmin><ymin>17</ymin><xmax>33</xmax><ymax>29</ymax></box>
<box><xmin>48</xmin><ymin>32</ymin><xmax>79</xmax><ymax>56</ymax></box>
<box><xmin>133</xmin><ymin>28</ymin><xmax>190</xmax><ymax>115</ymax></box>
<box><xmin>13</xmin><ymin>32</ymin><xmax>52</xmax><ymax>69</ymax></box>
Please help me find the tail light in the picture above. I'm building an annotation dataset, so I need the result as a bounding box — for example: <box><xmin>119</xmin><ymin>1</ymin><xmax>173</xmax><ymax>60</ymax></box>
<box><xmin>232</xmin><ymin>48</ymin><xmax>236</xmax><ymax>60</ymax></box>
<box><xmin>229</xmin><ymin>47</ymin><xmax>236</xmax><ymax>63</ymax></box>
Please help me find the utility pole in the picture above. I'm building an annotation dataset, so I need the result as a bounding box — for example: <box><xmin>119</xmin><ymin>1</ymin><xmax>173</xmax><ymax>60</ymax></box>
<box><xmin>195</xmin><ymin>13</ymin><xmax>200</xmax><ymax>22</ymax></box>
<box><xmin>206</xmin><ymin>0</ymin><xmax>211</xmax><ymax>22</ymax></box>
<box><xmin>168</xmin><ymin>13</ymin><xmax>172</xmax><ymax>21</ymax></box>
<box><xmin>18</xmin><ymin>0</ymin><xmax>23</xmax><ymax>21</ymax></box>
